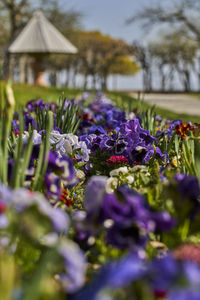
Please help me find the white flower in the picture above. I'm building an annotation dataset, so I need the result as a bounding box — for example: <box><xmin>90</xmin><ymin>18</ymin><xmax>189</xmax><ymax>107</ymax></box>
<box><xmin>76</xmin><ymin>170</ymin><xmax>85</xmax><ymax>180</ymax></box>
<box><xmin>32</xmin><ymin>130</ymin><xmax>42</xmax><ymax>144</ymax></box>
<box><xmin>41</xmin><ymin>233</ymin><xmax>59</xmax><ymax>246</ymax></box>
<box><xmin>22</xmin><ymin>131</ymin><xmax>29</xmax><ymax>144</ymax></box>
<box><xmin>131</xmin><ymin>165</ymin><xmax>147</xmax><ymax>172</ymax></box>
<box><xmin>110</xmin><ymin>166</ymin><xmax>128</xmax><ymax>177</ymax></box>
<box><xmin>106</xmin><ymin>177</ymin><xmax>118</xmax><ymax>193</ymax></box>
<box><xmin>126</xmin><ymin>175</ymin><xmax>134</xmax><ymax>184</ymax></box>
<box><xmin>22</xmin><ymin>130</ymin><xmax>42</xmax><ymax>145</ymax></box>
<box><xmin>66</xmin><ymin>133</ymin><xmax>79</xmax><ymax>145</ymax></box>
<box><xmin>50</xmin><ymin>132</ymin><xmax>90</xmax><ymax>162</ymax></box>
<box><xmin>126</xmin><ymin>112</ymin><xmax>136</xmax><ymax>120</ymax></box>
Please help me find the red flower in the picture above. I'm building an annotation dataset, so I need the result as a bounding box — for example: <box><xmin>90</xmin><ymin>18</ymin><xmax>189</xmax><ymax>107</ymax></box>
<box><xmin>175</xmin><ymin>122</ymin><xmax>194</xmax><ymax>139</ymax></box>
<box><xmin>14</xmin><ymin>130</ymin><xmax>19</xmax><ymax>136</ymax></box>
<box><xmin>83</xmin><ymin>113</ymin><xmax>90</xmax><ymax>120</ymax></box>
<box><xmin>106</xmin><ymin>155</ymin><xmax>128</xmax><ymax>164</ymax></box>
<box><xmin>154</xmin><ymin>290</ymin><xmax>167</xmax><ymax>298</ymax></box>
<box><xmin>0</xmin><ymin>202</ymin><xmax>6</xmax><ymax>214</ymax></box>
<box><xmin>60</xmin><ymin>187</ymin><xmax>73</xmax><ymax>207</ymax></box>
<box><xmin>79</xmin><ymin>113</ymin><xmax>94</xmax><ymax>123</ymax></box>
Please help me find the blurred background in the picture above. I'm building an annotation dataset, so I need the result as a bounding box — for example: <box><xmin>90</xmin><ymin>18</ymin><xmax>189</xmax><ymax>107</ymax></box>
<box><xmin>0</xmin><ymin>0</ymin><xmax>200</xmax><ymax>92</ymax></box>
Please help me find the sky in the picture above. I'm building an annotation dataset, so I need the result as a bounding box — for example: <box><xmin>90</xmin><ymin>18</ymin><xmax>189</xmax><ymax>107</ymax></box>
<box><xmin>63</xmin><ymin>0</ymin><xmax>163</xmax><ymax>43</ymax></box>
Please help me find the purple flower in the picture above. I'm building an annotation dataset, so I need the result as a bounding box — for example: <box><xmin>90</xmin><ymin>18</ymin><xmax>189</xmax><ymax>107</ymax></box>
<box><xmin>84</xmin><ymin>176</ymin><xmax>107</xmax><ymax>219</ymax></box>
<box><xmin>174</xmin><ymin>174</ymin><xmax>200</xmax><ymax>203</ymax></box>
<box><xmin>101</xmin><ymin>187</ymin><xmax>149</xmax><ymax>227</ymax></box>
<box><xmin>169</xmin><ymin>289</ymin><xmax>200</xmax><ymax>300</ymax></box>
<box><xmin>45</xmin><ymin>172</ymin><xmax>62</xmax><ymax>201</ymax></box>
<box><xmin>101</xmin><ymin>185</ymin><xmax>174</xmax><ymax>249</ymax></box>
<box><xmin>0</xmin><ymin>183</ymin><xmax>12</xmax><ymax>204</ymax></box>
<box><xmin>150</xmin><ymin>211</ymin><xmax>176</xmax><ymax>232</ymax></box>
<box><xmin>26</xmin><ymin>99</ymin><xmax>45</xmax><ymax>112</ymax></box>
<box><xmin>149</xmin><ymin>255</ymin><xmax>179</xmax><ymax>291</ymax></box>
<box><xmin>84</xmin><ymin>181</ymin><xmax>175</xmax><ymax>249</ymax></box>
<box><xmin>79</xmin><ymin>134</ymin><xmax>97</xmax><ymax>147</ymax></box>
<box><xmin>24</xmin><ymin>113</ymin><xmax>37</xmax><ymax>130</ymax></box>
<box><xmin>0</xmin><ymin>215</ymin><xmax>9</xmax><ymax>228</ymax></box>
<box><xmin>47</xmin><ymin>151</ymin><xmax>76</xmax><ymax>189</ymax></box>
<box><xmin>50</xmin><ymin>209</ymin><xmax>70</xmax><ymax>233</ymax></box>
<box><xmin>12</xmin><ymin>119</ymin><xmax>19</xmax><ymax>131</ymax></box>
<box><xmin>174</xmin><ymin>174</ymin><xmax>200</xmax><ymax>219</ymax></box>
<box><xmin>71</xmin><ymin>253</ymin><xmax>146</xmax><ymax>300</ymax></box>
<box><xmin>11</xmin><ymin>188</ymin><xmax>69</xmax><ymax>233</ymax></box>
<box><xmin>183</xmin><ymin>261</ymin><xmax>200</xmax><ymax>286</ymax></box>
<box><xmin>89</xmin><ymin>125</ymin><xmax>107</xmax><ymax>135</ymax></box>
<box><xmin>58</xmin><ymin>240</ymin><xmax>87</xmax><ymax>293</ymax></box>
<box><xmin>106</xmin><ymin>223</ymin><xmax>146</xmax><ymax>249</ymax></box>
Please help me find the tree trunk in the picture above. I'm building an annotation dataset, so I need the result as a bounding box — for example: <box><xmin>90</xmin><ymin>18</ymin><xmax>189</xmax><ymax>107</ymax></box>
<box><xmin>197</xmin><ymin>73</ymin><xmax>200</xmax><ymax>92</ymax></box>
<box><xmin>183</xmin><ymin>70</ymin><xmax>191</xmax><ymax>92</ymax></box>
<box><xmin>65</xmin><ymin>68</ymin><xmax>70</xmax><ymax>87</ymax></box>
<box><xmin>143</xmin><ymin>69</ymin><xmax>152</xmax><ymax>92</ymax></box>
<box><xmin>168</xmin><ymin>66</ymin><xmax>174</xmax><ymax>91</ymax></box>
<box><xmin>2</xmin><ymin>52</ymin><xmax>10</xmax><ymax>80</ymax></box>
<box><xmin>102</xmin><ymin>75</ymin><xmax>108</xmax><ymax>90</ymax></box>
<box><xmin>159</xmin><ymin>65</ymin><xmax>166</xmax><ymax>91</ymax></box>
<box><xmin>10</xmin><ymin>9</ymin><xmax>17</xmax><ymax>42</ymax></box>
<box><xmin>72</xmin><ymin>69</ymin><xmax>76</xmax><ymax>88</ymax></box>
<box><xmin>83</xmin><ymin>74</ymin><xmax>88</xmax><ymax>89</ymax></box>
<box><xmin>142</xmin><ymin>70</ymin><xmax>147</xmax><ymax>91</ymax></box>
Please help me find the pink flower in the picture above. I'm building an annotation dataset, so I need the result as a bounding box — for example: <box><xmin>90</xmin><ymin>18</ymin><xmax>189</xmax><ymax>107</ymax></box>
<box><xmin>106</xmin><ymin>155</ymin><xmax>128</xmax><ymax>164</ymax></box>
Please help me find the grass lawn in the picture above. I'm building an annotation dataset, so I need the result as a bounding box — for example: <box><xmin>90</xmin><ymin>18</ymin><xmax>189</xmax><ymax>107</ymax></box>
<box><xmin>12</xmin><ymin>84</ymin><xmax>83</xmax><ymax>106</ymax></box>
<box><xmin>1</xmin><ymin>82</ymin><xmax>200</xmax><ymax>123</ymax></box>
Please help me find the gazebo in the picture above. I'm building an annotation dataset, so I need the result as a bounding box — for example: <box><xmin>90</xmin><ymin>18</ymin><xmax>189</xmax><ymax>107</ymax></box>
<box><xmin>8</xmin><ymin>10</ymin><xmax>78</xmax><ymax>86</ymax></box>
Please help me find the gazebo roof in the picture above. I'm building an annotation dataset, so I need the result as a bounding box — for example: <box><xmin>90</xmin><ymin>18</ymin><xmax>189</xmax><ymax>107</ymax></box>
<box><xmin>8</xmin><ymin>11</ymin><xmax>78</xmax><ymax>54</ymax></box>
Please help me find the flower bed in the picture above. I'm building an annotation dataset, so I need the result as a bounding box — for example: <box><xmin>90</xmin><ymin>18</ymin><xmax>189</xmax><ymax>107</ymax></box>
<box><xmin>1</xmin><ymin>87</ymin><xmax>200</xmax><ymax>299</ymax></box>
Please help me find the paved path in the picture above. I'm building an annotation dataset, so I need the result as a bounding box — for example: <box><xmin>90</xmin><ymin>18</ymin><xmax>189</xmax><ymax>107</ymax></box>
<box><xmin>131</xmin><ymin>93</ymin><xmax>200</xmax><ymax>116</ymax></box>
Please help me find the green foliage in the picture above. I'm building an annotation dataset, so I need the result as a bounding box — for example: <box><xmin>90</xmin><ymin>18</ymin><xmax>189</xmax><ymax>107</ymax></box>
<box><xmin>110</xmin><ymin>56</ymin><xmax>140</xmax><ymax>76</ymax></box>
<box><xmin>0</xmin><ymin>81</ymin><xmax>15</xmax><ymax>184</ymax></box>
<box><xmin>32</xmin><ymin>111</ymin><xmax>54</xmax><ymax>191</ymax></box>
<box><xmin>56</xmin><ymin>94</ymin><xmax>80</xmax><ymax>134</ymax></box>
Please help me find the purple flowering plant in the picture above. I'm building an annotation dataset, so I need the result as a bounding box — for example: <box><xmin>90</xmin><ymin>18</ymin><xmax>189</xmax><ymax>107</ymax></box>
<box><xmin>2</xmin><ymin>84</ymin><xmax>200</xmax><ymax>300</ymax></box>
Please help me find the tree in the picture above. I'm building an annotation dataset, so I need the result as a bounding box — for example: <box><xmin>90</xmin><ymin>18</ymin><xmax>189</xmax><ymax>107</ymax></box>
<box><xmin>38</xmin><ymin>0</ymin><xmax>82</xmax><ymax>39</ymax></box>
<box><xmin>132</xmin><ymin>42</ymin><xmax>153</xmax><ymax>92</ymax></box>
<box><xmin>110</xmin><ymin>56</ymin><xmax>140</xmax><ymax>76</ymax></box>
<box><xmin>0</xmin><ymin>0</ymin><xmax>31</xmax><ymax>42</ymax></box>
<box><xmin>0</xmin><ymin>12</ymin><xmax>9</xmax><ymax>79</ymax></box>
<box><xmin>96</xmin><ymin>35</ymin><xmax>133</xmax><ymax>90</ymax></box>
<box><xmin>128</xmin><ymin>0</ymin><xmax>200</xmax><ymax>92</ymax></box>
<box><xmin>0</xmin><ymin>0</ymin><xmax>31</xmax><ymax>80</ymax></box>
<box><xmin>148</xmin><ymin>31</ymin><xmax>197</xmax><ymax>91</ymax></box>
<box><xmin>64</xmin><ymin>30</ymin><xmax>135</xmax><ymax>90</ymax></box>
<box><xmin>148</xmin><ymin>43</ymin><xmax>168</xmax><ymax>91</ymax></box>
<box><xmin>127</xmin><ymin>0</ymin><xmax>200</xmax><ymax>42</ymax></box>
